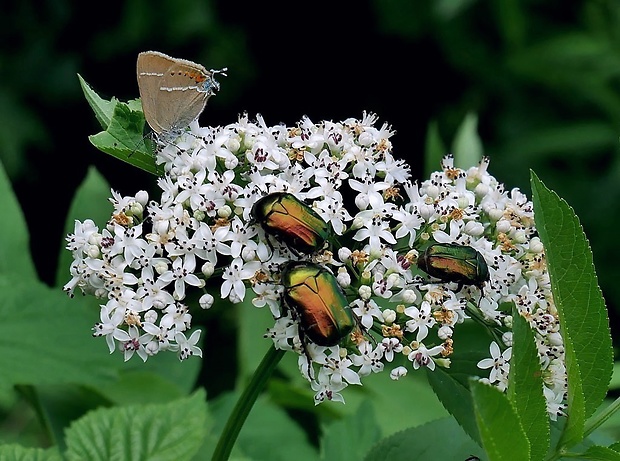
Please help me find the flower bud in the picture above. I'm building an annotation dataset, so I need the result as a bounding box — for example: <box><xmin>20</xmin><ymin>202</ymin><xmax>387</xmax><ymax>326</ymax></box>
<box><xmin>529</xmin><ymin>237</ymin><xmax>544</xmax><ymax>253</ymax></box>
<box><xmin>401</xmin><ymin>289</ymin><xmax>416</xmax><ymax>304</ymax></box>
<box><xmin>337</xmin><ymin>267</ymin><xmax>351</xmax><ymax>287</ymax></box>
<box><xmin>154</xmin><ymin>261</ymin><xmax>168</xmax><ymax>275</ymax></box>
<box><xmin>513</xmin><ymin>230</ymin><xmax>526</xmax><ymax>243</ymax></box>
<box><xmin>425</xmin><ymin>184</ymin><xmax>439</xmax><ymax>199</ymax></box>
<box><xmin>226</xmin><ymin>137</ymin><xmax>240</xmax><ymax>152</ymax></box>
<box><xmin>474</xmin><ymin>183</ymin><xmax>489</xmax><ymax>197</ymax></box>
<box><xmin>464</xmin><ymin>220</ymin><xmax>484</xmax><ymax>236</ymax></box>
<box><xmin>502</xmin><ymin>331</ymin><xmax>513</xmax><ymax>347</ymax></box>
<box><xmin>437</xmin><ymin>325</ymin><xmax>453</xmax><ymax>340</ymax></box>
<box><xmin>488</xmin><ymin>208</ymin><xmax>504</xmax><ymax>221</ymax></box>
<box><xmin>135</xmin><ymin>190</ymin><xmax>149</xmax><ymax>206</ymax></box>
<box><xmin>355</xmin><ymin>194</ymin><xmax>370</xmax><ymax>210</ymax></box>
<box><xmin>358</xmin><ymin>285</ymin><xmax>372</xmax><ymax>300</ymax></box>
<box><xmin>218</xmin><ymin>205</ymin><xmax>233</xmax><ymax>219</ymax></box>
<box><xmin>496</xmin><ymin>219</ymin><xmax>511</xmax><ymax>233</ymax></box>
<box><xmin>199</xmin><ymin>293</ymin><xmax>215</xmax><ymax>309</ymax></box>
<box><xmin>338</xmin><ymin>247</ymin><xmax>352</xmax><ymax>262</ymax></box>
<box><xmin>382</xmin><ymin>309</ymin><xmax>396</xmax><ymax>324</ymax></box>
<box><xmin>201</xmin><ymin>261</ymin><xmax>215</xmax><ymax>278</ymax></box>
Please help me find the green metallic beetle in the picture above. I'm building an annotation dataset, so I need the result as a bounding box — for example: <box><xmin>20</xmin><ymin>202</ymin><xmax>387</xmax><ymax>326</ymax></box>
<box><xmin>417</xmin><ymin>243</ymin><xmax>490</xmax><ymax>291</ymax></box>
<box><xmin>280</xmin><ymin>261</ymin><xmax>355</xmax><ymax>374</ymax></box>
<box><xmin>252</xmin><ymin>192</ymin><xmax>330</xmax><ymax>254</ymax></box>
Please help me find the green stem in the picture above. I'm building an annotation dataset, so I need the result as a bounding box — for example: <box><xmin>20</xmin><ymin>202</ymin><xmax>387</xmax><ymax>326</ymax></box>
<box><xmin>211</xmin><ymin>345</ymin><xmax>285</xmax><ymax>461</ymax></box>
<box><xmin>583</xmin><ymin>395</ymin><xmax>620</xmax><ymax>438</ymax></box>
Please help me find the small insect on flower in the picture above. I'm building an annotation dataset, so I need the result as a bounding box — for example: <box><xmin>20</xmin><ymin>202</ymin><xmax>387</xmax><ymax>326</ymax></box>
<box><xmin>280</xmin><ymin>261</ymin><xmax>356</xmax><ymax>372</ymax></box>
<box><xmin>417</xmin><ymin>243</ymin><xmax>490</xmax><ymax>291</ymax></box>
<box><xmin>251</xmin><ymin>192</ymin><xmax>330</xmax><ymax>254</ymax></box>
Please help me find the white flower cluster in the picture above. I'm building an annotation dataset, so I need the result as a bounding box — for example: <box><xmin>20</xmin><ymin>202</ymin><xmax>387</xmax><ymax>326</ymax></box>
<box><xmin>65</xmin><ymin>113</ymin><xmax>565</xmax><ymax>416</ymax></box>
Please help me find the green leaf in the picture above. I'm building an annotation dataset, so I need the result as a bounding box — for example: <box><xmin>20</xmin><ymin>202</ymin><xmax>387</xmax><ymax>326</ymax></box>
<box><xmin>426</xmin><ymin>364</ymin><xmax>480</xmax><ymax>445</ymax></box>
<box><xmin>424</xmin><ymin>120</ymin><xmax>446</xmax><ymax>178</ymax></box>
<box><xmin>56</xmin><ymin>166</ymin><xmax>112</xmax><ymax>288</ymax></box>
<box><xmin>508</xmin><ymin>307</ymin><xmax>550</xmax><ymax>460</ymax></box>
<box><xmin>321</xmin><ymin>400</ymin><xmax>381</xmax><ymax>461</ymax></box>
<box><xmin>0</xmin><ymin>275</ymin><xmax>123</xmax><ymax>392</ymax></box>
<box><xmin>363</xmin><ymin>417</ymin><xmax>484</xmax><ymax>461</ymax></box>
<box><xmin>471</xmin><ymin>379</ymin><xmax>530</xmax><ymax>460</ymax></box>
<box><xmin>0</xmin><ymin>444</ymin><xmax>62</xmax><ymax>461</ymax></box>
<box><xmin>530</xmin><ymin>172</ymin><xmax>612</xmax><ymax>447</ymax></box>
<box><xmin>78</xmin><ymin>75</ymin><xmax>158</xmax><ymax>175</ymax></box>
<box><xmin>0</xmin><ymin>158</ymin><xmax>37</xmax><ymax>280</ymax></box>
<box><xmin>451</xmin><ymin>112</ymin><xmax>483</xmax><ymax>169</ymax></box>
<box><xmin>579</xmin><ymin>445</ymin><xmax>620</xmax><ymax>460</ymax></box>
<box><xmin>64</xmin><ymin>391</ymin><xmax>208</xmax><ymax>461</ymax></box>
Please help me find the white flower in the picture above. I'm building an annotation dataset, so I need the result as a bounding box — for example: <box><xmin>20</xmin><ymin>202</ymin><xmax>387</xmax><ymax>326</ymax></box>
<box><xmin>157</xmin><ymin>256</ymin><xmax>203</xmax><ymax>300</ymax></box>
<box><xmin>390</xmin><ymin>366</ymin><xmax>408</xmax><ymax>380</ymax></box>
<box><xmin>408</xmin><ymin>343</ymin><xmax>445</xmax><ymax>371</ymax></box>
<box><xmin>311</xmin><ymin>372</ymin><xmax>347</xmax><ymax>405</ymax></box>
<box><xmin>350</xmin><ymin>341</ymin><xmax>384</xmax><ymax>376</ymax></box>
<box><xmin>176</xmin><ymin>330</ymin><xmax>203</xmax><ymax>360</ymax></box>
<box><xmin>477</xmin><ymin>341</ymin><xmax>512</xmax><ymax>384</ymax></box>
<box><xmin>404</xmin><ymin>301</ymin><xmax>436</xmax><ymax>342</ymax></box>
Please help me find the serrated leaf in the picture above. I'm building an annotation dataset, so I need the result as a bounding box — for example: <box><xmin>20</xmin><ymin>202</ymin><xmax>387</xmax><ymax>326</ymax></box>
<box><xmin>471</xmin><ymin>380</ymin><xmax>530</xmax><ymax>460</ymax></box>
<box><xmin>0</xmin><ymin>158</ymin><xmax>37</xmax><ymax>280</ymax></box>
<box><xmin>509</xmin><ymin>307</ymin><xmax>550</xmax><ymax>460</ymax></box>
<box><xmin>0</xmin><ymin>444</ymin><xmax>62</xmax><ymax>461</ymax></box>
<box><xmin>451</xmin><ymin>112</ymin><xmax>483</xmax><ymax>169</ymax></box>
<box><xmin>424</xmin><ymin>120</ymin><xmax>446</xmax><ymax>178</ymax></box>
<box><xmin>65</xmin><ymin>391</ymin><xmax>208</xmax><ymax>461</ymax></box>
<box><xmin>56</xmin><ymin>166</ymin><xmax>112</xmax><ymax>288</ymax></box>
<box><xmin>530</xmin><ymin>172</ymin><xmax>612</xmax><ymax>447</ymax></box>
<box><xmin>363</xmin><ymin>417</ymin><xmax>484</xmax><ymax>461</ymax></box>
<box><xmin>426</xmin><ymin>365</ymin><xmax>480</xmax><ymax>445</ymax></box>
<box><xmin>321</xmin><ymin>400</ymin><xmax>381</xmax><ymax>461</ymax></box>
<box><xmin>78</xmin><ymin>75</ymin><xmax>158</xmax><ymax>175</ymax></box>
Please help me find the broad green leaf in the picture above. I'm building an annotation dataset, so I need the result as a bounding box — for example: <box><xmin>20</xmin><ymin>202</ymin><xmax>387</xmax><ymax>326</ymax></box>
<box><xmin>508</xmin><ymin>307</ymin><xmax>550</xmax><ymax>460</ymax></box>
<box><xmin>65</xmin><ymin>391</ymin><xmax>208</xmax><ymax>461</ymax></box>
<box><xmin>78</xmin><ymin>75</ymin><xmax>158</xmax><ymax>175</ymax></box>
<box><xmin>471</xmin><ymin>379</ymin><xmax>529</xmax><ymax>460</ymax></box>
<box><xmin>451</xmin><ymin>112</ymin><xmax>483</xmax><ymax>169</ymax></box>
<box><xmin>424</xmin><ymin>120</ymin><xmax>446</xmax><ymax>178</ymax></box>
<box><xmin>320</xmin><ymin>400</ymin><xmax>381</xmax><ymax>461</ymax></box>
<box><xmin>0</xmin><ymin>444</ymin><xmax>62</xmax><ymax>461</ymax></box>
<box><xmin>0</xmin><ymin>158</ymin><xmax>37</xmax><ymax>280</ymax></box>
<box><xmin>209</xmin><ymin>392</ymin><xmax>318</xmax><ymax>461</ymax></box>
<box><xmin>0</xmin><ymin>275</ymin><xmax>122</xmax><ymax>392</ymax></box>
<box><xmin>530</xmin><ymin>172</ymin><xmax>612</xmax><ymax>447</ymax></box>
<box><xmin>364</xmin><ymin>417</ymin><xmax>484</xmax><ymax>461</ymax></box>
<box><xmin>426</xmin><ymin>364</ymin><xmax>480</xmax><ymax>445</ymax></box>
<box><xmin>56</xmin><ymin>166</ymin><xmax>112</xmax><ymax>288</ymax></box>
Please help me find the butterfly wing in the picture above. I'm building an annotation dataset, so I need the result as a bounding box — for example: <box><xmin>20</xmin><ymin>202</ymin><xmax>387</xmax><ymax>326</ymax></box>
<box><xmin>136</xmin><ymin>51</ymin><xmax>213</xmax><ymax>135</ymax></box>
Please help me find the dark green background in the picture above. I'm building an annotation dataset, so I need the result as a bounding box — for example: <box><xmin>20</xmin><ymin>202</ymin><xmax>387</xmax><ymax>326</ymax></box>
<box><xmin>3</xmin><ymin>0</ymin><xmax>619</xmax><ymax>348</ymax></box>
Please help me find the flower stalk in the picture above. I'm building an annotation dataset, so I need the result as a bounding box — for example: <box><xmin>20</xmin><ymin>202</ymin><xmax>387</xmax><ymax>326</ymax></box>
<box><xmin>211</xmin><ymin>346</ymin><xmax>285</xmax><ymax>461</ymax></box>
